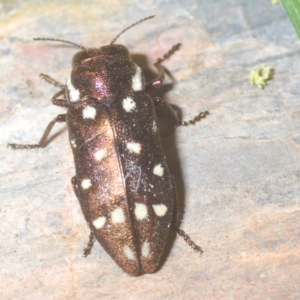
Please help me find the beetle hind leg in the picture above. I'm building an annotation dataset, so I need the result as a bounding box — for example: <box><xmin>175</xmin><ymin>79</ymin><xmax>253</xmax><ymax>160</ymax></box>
<box><xmin>71</xmin><ymin>176</ymin><xmax>96</xmax><ymax>257</ymax></box>
<box><xmin>171</xmin><ymin>176</ymin><xmax>203</xmax><ymax>255</ymax></box>
<box><xmin>71</xmin><ymin>176</ymin><xmax>79</xmax><ymax>197</ymax></box>
<box><xmin>83</xmin><ymin>232</ymin><xmax>96</xmax><ymax>257</ymax></box>
<box><xmin>175</xmin><ymin>227</ymin><xmax>203</xmax><ymax>254</ymax></box>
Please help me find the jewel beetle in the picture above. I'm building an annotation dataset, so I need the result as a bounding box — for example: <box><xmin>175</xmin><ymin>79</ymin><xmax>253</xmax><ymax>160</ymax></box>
<box><xmin>9</xmin><ymin>16</ymin><xmax>208</xmax><ymax>275</ymax></box>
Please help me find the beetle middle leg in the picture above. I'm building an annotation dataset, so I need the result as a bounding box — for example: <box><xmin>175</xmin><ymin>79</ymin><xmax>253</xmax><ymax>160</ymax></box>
<box><xmin>179</xmin><ymin>111</ymin><xmax>209</xmax><ymax>126</ymax></box>
<box><xmin>8</xmin><ymin>114</ymin><xmax>67</xmax><ymax>149</ymax></box>
<box><xmin>153</xmin><ymin>97</ymin><xmax>209</xmax><ymax>127</ymax></box>
<box><xmin>148</xmin><ymin>44</ymin><xmax>209</xmax><ymax>126</ymax></box>
<box><xmin>8</xmin><ymin>72</ymin><xmax>70</xmax><ymax>150</ymax></box>
<box><xmin>153</xmin><ymin>97</ymin><xmax>180</xmax><ymax>126</ymax></box>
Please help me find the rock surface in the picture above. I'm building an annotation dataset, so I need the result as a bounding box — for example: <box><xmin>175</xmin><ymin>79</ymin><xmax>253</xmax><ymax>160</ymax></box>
<box><xmin>1</xmin><ymin>1</ymin><xmax>299</xmax><ymax>299</ymax></box>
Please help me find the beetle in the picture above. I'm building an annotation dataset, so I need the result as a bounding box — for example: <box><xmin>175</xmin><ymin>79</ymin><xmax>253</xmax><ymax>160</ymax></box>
<box><xmin>9</xmin><ymin>16</ymin><xmax>208</xmax><ymax>275</ymax></box>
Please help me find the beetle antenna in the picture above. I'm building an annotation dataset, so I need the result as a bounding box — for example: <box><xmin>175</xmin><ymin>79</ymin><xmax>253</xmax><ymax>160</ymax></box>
<box><xmin>110</xmin><ymin>15</ymin><xmax>155</xmax><ymax>45</ymax></box>
<box><xmin>33</xmin><ymin>38</ymin><xmax>86</xmax><ymax>50</ymax></box>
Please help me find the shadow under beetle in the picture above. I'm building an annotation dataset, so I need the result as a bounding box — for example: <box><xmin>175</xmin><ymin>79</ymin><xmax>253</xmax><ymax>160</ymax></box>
<box><xmin>9</xmin><ymin>16</ymin><xmax>208</xmax><ymax>275</ymax></box>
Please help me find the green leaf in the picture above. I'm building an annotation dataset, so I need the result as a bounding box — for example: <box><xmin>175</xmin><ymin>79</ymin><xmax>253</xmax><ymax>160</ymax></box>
<box><xmin>281</xmin><ymin>0</ymin><xmax>300</xmax><ymax>39</ymax></box>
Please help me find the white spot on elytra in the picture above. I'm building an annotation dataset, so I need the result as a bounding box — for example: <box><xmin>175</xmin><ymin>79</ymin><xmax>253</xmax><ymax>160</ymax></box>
<box><xmin>66</xmin><ymin>77</ymin><xmax>80</xmax><ymax>102</ymax></box>
<box><xmin>152</xmin><ymin>120</ymin><xmax>157</xmax><ymax>132</ymax></box>
<box><xmin>111</xmin><ymin>207</ymin><xmax>125</xmax><ymax>223</ymax></box>
<box><xmin>81</xmin><ymin>178</ymin><xmax>92</xmax><ymax>189</ymax></box>
<box><xmin>141</xmin><ymin>241</ymin><xmax>150</xmax><ymax>258</ymax></box>
<box><xmin>122</xmin><ymin>97</ymin><xmax>136</xmax><ymax>112</ymax></box>
<box><xmin>70</xmin><ymin>139</ymin><xmax>76</xmax><ymax>148</ymax></box>
<box><xmin>126</xmin><ymin>142</ymin><xmax>141</xmax><ymax>154</ymax></box>
<box><xmin>92</xmin><ymin>216</ymin><xmax>106</xmax><ymax>229</ymax></box>
<box><xmin>153</xmin><ymin>164</ymin><xmax>164</xmax><ymax>177</ymax></box>
<box><xmin>132</xmin><ymin>64</ymin><xmax>143</xmax><ymax>91</ymax></box>
<box><xmin>152</xmin><ymin>204</ymin><xmax>168</xmax><ymax>217</ymax></box>
<box><xmin>94</xmin><ymin>149</ymin><xmax>108</xmax><ymax>162</ymax></box>
<box><xmin>82</xmin><ymin>106</ymin><xmax>96</xmax><ymax>119</ymax></box>
<box><xmin>134</xmin><ymin>203</ymin><xmax>148</xmax><ymax>220</ymax></box>
<box><xmin>123</xmin><ymin>245</ymin><xmax>136</xmax><ymax>260</ymax></box>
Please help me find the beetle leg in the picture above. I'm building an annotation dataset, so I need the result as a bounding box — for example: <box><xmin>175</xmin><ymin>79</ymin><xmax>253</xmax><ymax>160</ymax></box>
<box><xmin>146</xmin><ymin>43</ymin><xmax>208</xmax><ymax>126</ymax></box>
<box><xmin>50</xmin><ymin>89</ymin><xmax>69</xmax><ymax>108</ymax></box>
<box><xmin>153</xmin><ymin>97</ymin><xmax>180</xmax><ymax>126</ymax></box>
<box><xmin>71</xmin><ymin>176</ymin><xmax>79</xmax><ymax>197</ymax></box>
<box><xmin>153</xmin><ymin>98</ymin><xmax>209</xmax><ymax>127</ymax></box>
<box><xmin>71</xmin><ymin>176</ymin><xmax>96</xmax><ymax>257</ymax></box>
<box><xmin>8</xmin><ymin>114</ymin><xmax>66</xmax><ymax>149</ymax></box>
<box><xmin>39</xmin><ymin>73</ymin><xmax>69</xmax><ymax>108</ymax></box>
<box><xmin>39</xmin><ymin>73</ymin><xmax>64</xmax><ymax>89</ymax></box>
<box><xmin>175</xmin><ymin>228</ymin><xmax>203</xmax><ymax>254</ymax></box>
<box><xmin>83</xmin><ymin>231</ymin><xmax>96</xmax><ymax>257</ymax></box>
<box><xmin>145</xmin><ymin>62</ymin><xmax>165</xmax><ymax>90</ymax></box>
<box><xmin>40</xmin><ymin>73</ymin><xmax>69</xmax><ymax>107</ymax></box>
<box><xmin>171</xmin><ymin>176</ymin><xmax>203</xmax><ymax>254</ymax></box>
<box><xmin>180</xmin><ymin>111</ymin><xmax>209</xmax><ymax>126</ymax></box>
<box><xmin>145</xmin><ymin>43</ymin><xmax>181</xmax><ymax>91</ymax></box>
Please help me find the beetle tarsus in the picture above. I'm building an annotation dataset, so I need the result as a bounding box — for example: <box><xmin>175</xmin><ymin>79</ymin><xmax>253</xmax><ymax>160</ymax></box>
<box><xmin>83</xmin><ymin>232</ymin><xmax>96</xmax><ymax>257</ymax></box>
<box><xmin>155</xmin><ymin>43</ymin><xmax>181</xmax><ymax>65</ymax></box>
<box><xmin>7</xmin><ymin>143</ymin><xmax>41</xmax><ymax>149</ymax></box>
<box><xmin>40</xmin><ymin>73</ymin><xmax>65</xmax><ymax>89</ymax></box>
<box><xmin>175</xmin><ymin>227</ymin><xmax>203</xmax><ymax>254</ymax></box>
<box><xmin>8</xmin><ymin>114</ymin><xmax>67</xmax><ymax>150</ymax></box>
<box><xmin>180</xmin><ymin>111</ymin><xmax>209</xmax><ymax>126</ymax></box>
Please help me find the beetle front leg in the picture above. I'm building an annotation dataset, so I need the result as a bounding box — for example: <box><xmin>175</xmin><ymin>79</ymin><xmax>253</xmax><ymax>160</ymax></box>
<box><xmin>8</xmin><ymin>114</ymin><xmax>66</xmax><ymax>149</ymax></box>
<box><xmin>145</xmin><ymin>62</ymin><xmax>165</xmax><ymax>91</ymax></box>
<box><xmin>145</xmin><ymin>43</ymin><xmax>181</xmax><ymax>91</ymax></box>
<box><xmin>39</xmin><ymin>73</ymin><xmax>69</xmax><ymax>108</ymax></box>
<box><xmin>51</xmin><ymin>89</ymin><xmax>69</xmax><ymax>108</ymax></box>
<box><xmin>40</xmin><ymin>73</ymin><xmax>65</xmax><ymax>89</ymax></box>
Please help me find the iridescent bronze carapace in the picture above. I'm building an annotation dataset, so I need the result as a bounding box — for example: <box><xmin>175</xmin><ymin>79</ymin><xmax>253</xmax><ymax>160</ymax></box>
<box><xmin>66</xmin><ymin>40</ymin><xmax>174</xmax><ymax>275</ymax></box>
<box><xmin>8</xmin><ymin>17</ymin><xmax>207</xmax><ymax>276</ymax></box>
